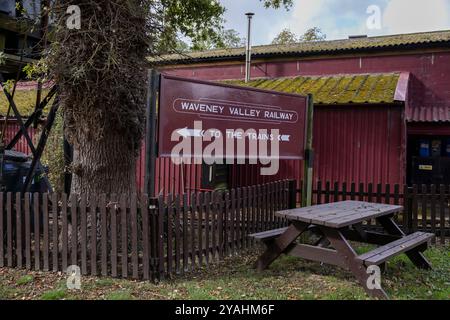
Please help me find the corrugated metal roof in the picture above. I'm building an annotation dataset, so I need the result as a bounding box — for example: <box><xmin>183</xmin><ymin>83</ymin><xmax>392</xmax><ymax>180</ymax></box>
<box><xmin>225</xmin><ymin>73</ymin><xmax>402</xmax><ymax>105</ymax></box>
<box><xmin>155</xmin><ymin>30</ymin><xmax>450</xmax><ymax>64</ymax></box>
<box><xmin>403</xmin><ymin>74</ymin><xmax>450</xmax><ymax>123</ymax></box>
<box><xmin>408</xmin><ymin>105</ymin><xmax>450</xmax><ymax>122</ymax></box>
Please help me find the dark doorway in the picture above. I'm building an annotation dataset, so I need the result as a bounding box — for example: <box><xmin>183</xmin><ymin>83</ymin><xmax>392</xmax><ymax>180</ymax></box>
<box><xmin>200</xmin><ymin>162</ymin><xmax>229</xmax><ymax>191</ymax></box>
<box><xmin>407</xmin><ymin>135</ymin><xmax>450</xmax><ymax>185</ymax></box>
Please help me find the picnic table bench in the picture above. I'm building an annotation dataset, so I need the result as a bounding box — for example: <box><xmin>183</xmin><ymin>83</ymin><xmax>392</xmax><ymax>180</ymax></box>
<box><xmin>249</xmin><ymin>201</ymin><xmax>434</xmax><ymax>299</ymax></box>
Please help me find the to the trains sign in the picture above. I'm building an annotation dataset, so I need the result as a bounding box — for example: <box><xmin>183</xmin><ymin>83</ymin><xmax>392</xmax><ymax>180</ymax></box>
<box><xmin>158</xmin><ymin>75</ymin><xmax>309</xmax><ymax>163</ymax></box>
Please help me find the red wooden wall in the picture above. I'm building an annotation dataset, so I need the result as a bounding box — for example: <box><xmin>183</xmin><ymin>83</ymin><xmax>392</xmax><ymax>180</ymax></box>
<box><xmin>4</xmin><ymin>104</ymin><xmax>404</xmax><ymax>196</ymax></box>
<box><xmin>138</xmin><ymin>104</ymin><xmax>406</xmax><ymax>194</ymax></box>
<box><xmin>312</xmin><ymin>105</ymin><xmax>404</xmax><ymax>186</ymax></box>
<box><xmin>230</xmin><ymin>104</ymin><xmax>405</xmax><ymax>190</ymax></box>
<box><xmin>155</xmin><ymin>49</ymin><xmax>450</xmax><ymax>191</ymax></box>
<box><xmin>2</xmin><ymin>120</ymin><xmax>37</xmax><ymax>154</ymax></box>
<box><xmin>135</xmin><ymin>145</ymin><xmax>202</xmax><ymax>195</ymax></box>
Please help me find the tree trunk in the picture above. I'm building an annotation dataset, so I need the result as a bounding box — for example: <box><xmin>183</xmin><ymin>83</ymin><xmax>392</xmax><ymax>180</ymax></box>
<box><xmin>66</xmin><ymin>133</ymin><xmax>139</xmax><ymax>258</ymax></box>
<box><xmin>70</xmin><ymin>133</ymin><xmax>138</xmax><ymax>196</ymax></box>
<box><xmin>49</xmin><ymin>0</ymin><xmax>147</xmax><ymax>197</ymax></box>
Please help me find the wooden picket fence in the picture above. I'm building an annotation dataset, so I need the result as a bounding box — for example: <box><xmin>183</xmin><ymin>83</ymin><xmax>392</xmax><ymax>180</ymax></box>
<box><xmin>0</xmin><ymin>180</ymin><xmax>292</xmax><ymax>281</ymax></box>
<box><xmin>154</xmin><ymin>180</ymin><xmax>293</xmax><ymax>278</ymax></box>
<box><xmin>307</xmin><ymin>182</ymin><xmax>450</xmax><ymax>245</ymax></box>
<box><xmin>0</xmin><ymin>180</ymin><xmax>448</xmax><ymax>282</ymax></box>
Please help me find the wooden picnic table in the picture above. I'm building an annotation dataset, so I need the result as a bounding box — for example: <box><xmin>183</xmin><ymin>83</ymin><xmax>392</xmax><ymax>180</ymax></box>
<box><xmin>250</xmin><ymin>201</ymin><xmax>434</xmax><ymax>299</ymax></box>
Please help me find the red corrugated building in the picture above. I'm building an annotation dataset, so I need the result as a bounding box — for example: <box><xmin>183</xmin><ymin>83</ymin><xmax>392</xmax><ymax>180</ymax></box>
<box><xmin>153</xmin><ymin>30</ymin><xmax>450</xmax><ymax>192</ymax></box>
<box><xmin>2</xmin><ymin>31</ymin><xmax>450</xmax><ymax>195</ymax></box>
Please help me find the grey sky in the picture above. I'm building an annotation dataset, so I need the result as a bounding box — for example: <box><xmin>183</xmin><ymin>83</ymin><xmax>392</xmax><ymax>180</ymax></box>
<box><xmin>220</xmin><ymin>0</ymin><xmax>450</xmax><ymax>45</ymax></box>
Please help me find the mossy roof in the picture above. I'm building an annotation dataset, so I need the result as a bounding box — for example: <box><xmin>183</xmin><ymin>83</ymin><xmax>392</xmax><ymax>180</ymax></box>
<box><xmin>155</xmin><ymin>30</ymin><xmax>450</xmax><ymax>65</ymax></box>
<box><xmin>224</xmin><ymin>73</ymin><xmax>401</xmax><ymax>105</ymax></box>
<box><xmin>0</xmin><ymin>73</ymin><xmax>400</xmax><ymax>118</ymax></box>
<box><xmin>0</xmin><ymin>83</ymin><xmax>52</xmax><ymax>117</ymax></box>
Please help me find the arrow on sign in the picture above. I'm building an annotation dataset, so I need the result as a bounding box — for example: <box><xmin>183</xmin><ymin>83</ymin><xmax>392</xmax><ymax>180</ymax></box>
<box><xmin>176</xmin><ymin>127</ymin><xmax>204</xmax><ymax>138</ymax></box>
<box><xmin>278</xmin><ymin>135</ymin><xmax>290</xmax><ymax>142</ymax></box>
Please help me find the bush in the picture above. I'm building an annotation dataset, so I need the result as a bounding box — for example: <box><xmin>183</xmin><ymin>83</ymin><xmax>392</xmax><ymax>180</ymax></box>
<box><xmin>38</xmin><ymin>109</ymin><xmax>66</xmax><ymax>193</ymax></box>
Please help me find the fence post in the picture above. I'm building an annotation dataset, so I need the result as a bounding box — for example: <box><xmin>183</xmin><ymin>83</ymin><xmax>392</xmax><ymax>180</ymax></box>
<box><xmin>288</xmin><ymin>180</ymin><xmax>297</xmax><ymax>209</ymax></box>
<box><xmin>148</xmin><ymin>197</ymin><xmax>160</xmax><ymax>282</ymax></box>
<box><xmin>302</xmin><ymin>94</ymin><xmax>314</xmax><ymax>207</ymax></box>
<box><xmin>403</xmin><ymin>185</ymin><xmax>411</xmax><ymax>234</ymax></box>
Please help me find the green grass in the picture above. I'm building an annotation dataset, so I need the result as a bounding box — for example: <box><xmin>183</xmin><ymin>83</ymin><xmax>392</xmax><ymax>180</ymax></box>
<box><xmin>151</xmin><ymin>245</ymin><xmax>449</xmax><ymax>300</ymax></box>
<box><xmin>0</xmin><ymin>245</ymin><xmax>448</xmax><ymax>300</ymax></box>
<box><xmin>16</xmin><ymin>275</ymin><xmax>34</xmax><ymax>286</ymax></box>
<box><xmin>40</xmin><ymin>289</ymin><xmax>67</xmax><ymax>300</ymax></box>
<box><xmin>105</xmin><ymin>290</ymin><xmax>134</xmax><ymax>300</ymax></box>
<box><xmin>0</xmin><ymin>285</ymin><xmax>21</xmax><ymax>299</ymax></box>
<box><xmin>381</xmin><ymin>247</ymin><xmax>450</xmax><ymax>300</ymax></box>
<box><xmin>94</xmin><ymin>278</ymin><xmax>116</xmax><ymax>287</ymax></box>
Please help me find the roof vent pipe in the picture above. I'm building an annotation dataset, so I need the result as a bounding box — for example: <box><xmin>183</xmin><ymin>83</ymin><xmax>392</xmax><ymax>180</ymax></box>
<box><xmin>245</xmin><ymin>12</ymin><xmax>254</xmax><ymax>83</ymax></box>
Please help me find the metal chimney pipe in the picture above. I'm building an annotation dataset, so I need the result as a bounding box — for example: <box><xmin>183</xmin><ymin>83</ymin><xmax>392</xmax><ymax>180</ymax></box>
<box><xmin>245</xmin><ymin>12</ymin><xmax>254</xmax><ymax>83</ymax></box>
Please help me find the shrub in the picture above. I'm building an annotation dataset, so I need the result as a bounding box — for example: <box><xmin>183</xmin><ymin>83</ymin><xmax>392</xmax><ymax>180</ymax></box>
<box><xmin>38</xmin><ymin>108</ymin><xmax>66</xmax><ymax>193</ymax></box>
